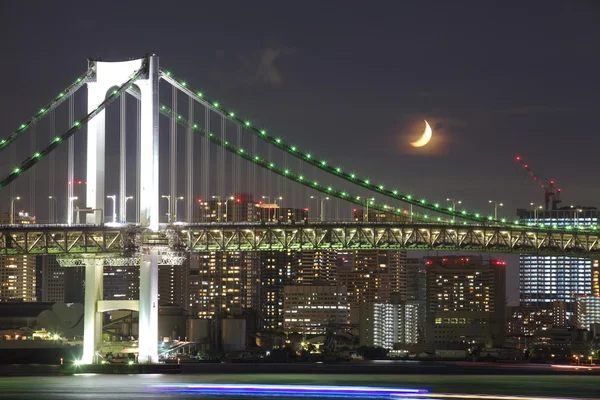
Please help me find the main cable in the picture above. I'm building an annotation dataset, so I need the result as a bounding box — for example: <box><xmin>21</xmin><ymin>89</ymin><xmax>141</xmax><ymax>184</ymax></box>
<box><xmin>0</xmin><ymin>69</ymin><xmax>92</xmax><ymax>153</ymax></box>
<box><xmin>0</xmin><ymin>62</ymin><xmax>146</xmax><ymax>191</ymax></box>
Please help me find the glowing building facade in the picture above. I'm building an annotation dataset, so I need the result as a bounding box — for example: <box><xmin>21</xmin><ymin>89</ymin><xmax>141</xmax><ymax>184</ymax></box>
<box><xmin>0</xmin><ymin>255</ymin><xmax>37</xmax><ymax>302</ymax></box>
<box><xmin>283</xmin><ymin>285</ymin><xmax>349</xmax><ymax>334</ymax></box>
<box><xmin>425</xmin><ymin>256</ymin><xmax>506</xmax><ymax>348</ymax></box>
<box><xmin>518</xmin><ymin>208</ymin><xmax>598</xmax><ymax>314</ymax></box>
<box><xmin>575</xmin><ymin>295</ymin><xmax>600</xmax><ymax>330</ymax></box>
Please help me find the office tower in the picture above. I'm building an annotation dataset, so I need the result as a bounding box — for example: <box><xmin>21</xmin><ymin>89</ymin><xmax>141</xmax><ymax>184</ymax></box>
<box><xmin>103</xmin><ymin>265</ymin><xmax>139</xmax><ymax>301</ymax></box>
<box><xmin>158</xmin><ymin>262</ymin><xmax>189</xmax><ymax>307</ymax></box>
<box><xmin>336</xmin><ymin>250</ymin><xmax>406</xmax><ymax>323</ymax></box>
<box><xmin>399</xmin><ymin>258</ymin><xmax>426</xmax><ymax>301</ymax></box>
<box><xmin>283</xmin><ymin>285</ymin><xmax>349</xmax><ymax>334</ymax></box>
<box><xmin>593</xmin><ymin>259</ymin><xmax>599</xmax><ymax>296</ymax></box>
<box><xmin>359</xmin><ymin>300</ymin><xmax>424</xmax><ymax>349</ymax></box>
<box><xmin>294</xmin><ymin>250</ymin><xmax>337</xmax><ymax>285</ymax></box>
<box><xmin>518</xmin><ymin>207</ymin><xmax>598</xmax><ymax>313</ymax></box>
<box><xmin>425</xmin><ymin>256</ymin><xmax>506</xmax><ymax>348</ymax></box>
<box><xmin>0</xmin><ymin>255</ymin><xmax>37</xmax><ymax>302</ymax></box>
<box><xmin>188</xmin><ymin>252</ymin><xmax>259</xmax><ymax>318</ymax></box>
<box><xmin>41</xmin><ymin>255</ymin><xmax>64</xmax><ymax>302</ymax></box>
<box><xmin>575</xmin><ymin>295</ymin><xmax>600</xmax><ymax>330</ymax></box>
<box><xmin>259</xmin><ymin>251</ymin><xmax>294</xmax><ymax>330</ymax></box>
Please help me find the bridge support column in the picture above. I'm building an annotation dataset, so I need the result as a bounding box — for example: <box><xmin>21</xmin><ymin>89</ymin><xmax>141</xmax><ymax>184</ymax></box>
<box><xmin>138</xmin><ymin>248</ymin><xmax>159</xmax><ymax>363</ymax></box>
<box><xmin>82</xmin><ymin>257</ymin><xmax>103</xmax><ymax>364</ymax></box>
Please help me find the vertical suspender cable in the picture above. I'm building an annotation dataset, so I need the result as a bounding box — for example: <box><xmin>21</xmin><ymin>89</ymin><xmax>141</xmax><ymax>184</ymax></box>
<box><xmin>203</xmin><ymin>105</ymin><xmax>210</xmax><ymax>222</ymax></box>
<box><xmin>220</xmin><ymin>116</ymin><xmax>225</xmax><ymax>206</ymax></box>
<box><xmin>29</xmin><ymin>124</ymin><xmax>35</xmax><ymax>215</ymax></box>
<box><xmin>119</xmin><ymin>94</ymin><xmax>126</xmax><ymax>222</ymax></box>
<box><xmin>231</xmin><ymin>124</ymin><xmax>237</xmax><ymax>199</ymax></box>
<box><xmin>49</xmin><ymin>111</ymin><xmax>56</xmax><ymax>223</ymax></box>
<box><xmin>252</xmin><ymin>135</ymin><xmax>256</xmax><ymax>218</ymax></box>
<box><xmin>170</xmin><ymin>85</ymin><xmax>177</xmax><ymax>223</ymax></box>
<box><xmin>136</xmin><ymin>98</ymin><xmax>141</xmax><ymax>223</ymax></box>
<box><xmin>67</xmin><ymin>95</ymin><xmax>74</xmax><ymax>225</ymax></box>
<box><xmin>186</xmin><ymin>98</ymin><xmax>193</xmax><ymax>222</ymax></box>
<box><xmin>237</xmin><ymin>125</ymin><xmax>241</xmax><ymax>196</ymax></box>
<box><xmin>9</xmin><ymin>125</ymin><xmax>15</xmax><ymax>203</ymax></box>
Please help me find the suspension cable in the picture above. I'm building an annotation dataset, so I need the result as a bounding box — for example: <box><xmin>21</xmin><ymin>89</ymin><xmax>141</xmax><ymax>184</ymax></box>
<box><xmin>0</xmin><ymin>62</ymin><xmax>146</xmax><ymax>191</ymax></box>
<box><xmin>159</xmin><ymin>104</ymin><xmax>597</xmax><ymax>234</ymax></box>
<box><xmin>0</xmin><ymin>69</ymin><xmax>92</xmax><ymax>153</ymax></box>
<box><xmin>160</xmin><ymin>69</ymin><xmax>502</xmax><ymax>225</ymax></box>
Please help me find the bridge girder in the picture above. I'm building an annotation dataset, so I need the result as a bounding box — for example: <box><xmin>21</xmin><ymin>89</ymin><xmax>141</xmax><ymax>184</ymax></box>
<box><xmin>0</xmin><ymin>223</ymin><xmax>598</xmax><ymax>256</ymax></box>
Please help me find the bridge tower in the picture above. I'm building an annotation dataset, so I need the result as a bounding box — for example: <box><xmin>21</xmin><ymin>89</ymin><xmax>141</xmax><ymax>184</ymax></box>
<box><xmin>85</xmin><ymin>55</ymin><xmax>159</xmax><ymax>229</ymax></box>
<box><xmin>81</xmin><ymin>56</ymin><xmax>160</xmax><ymax>364</ymax></box>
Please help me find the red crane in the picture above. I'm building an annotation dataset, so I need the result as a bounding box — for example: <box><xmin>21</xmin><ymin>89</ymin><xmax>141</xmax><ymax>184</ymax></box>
<box><xmin>515</xmin><ymin>156</ymin><xmax>561</xmax><ymax>210</ymax></box>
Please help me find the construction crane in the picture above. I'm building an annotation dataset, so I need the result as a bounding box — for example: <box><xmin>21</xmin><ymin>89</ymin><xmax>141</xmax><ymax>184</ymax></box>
<box><xmin>515</xmin><ymin>156</ymin><xmax>561</xmax><ymax>210</ymax></box>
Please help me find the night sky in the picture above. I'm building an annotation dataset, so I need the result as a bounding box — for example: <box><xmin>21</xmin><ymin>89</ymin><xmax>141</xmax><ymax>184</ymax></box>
<box><xmin>1</xmin><ymin>1</ymin><xmax>600</xmax><ymax>299</ymax></box>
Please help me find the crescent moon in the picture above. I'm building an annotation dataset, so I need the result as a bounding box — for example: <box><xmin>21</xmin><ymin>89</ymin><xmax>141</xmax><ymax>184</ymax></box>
<box><xmin>410</xmin><ymin>120</ymin><xmax>433</xmax><ymax>148</ymax></box>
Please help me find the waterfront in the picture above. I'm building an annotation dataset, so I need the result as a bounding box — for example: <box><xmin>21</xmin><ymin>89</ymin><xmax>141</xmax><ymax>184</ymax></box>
<box><xmin>0</xmin><ymin>362</ymin><xmax>599</xmax><ymax>399</ymax></box>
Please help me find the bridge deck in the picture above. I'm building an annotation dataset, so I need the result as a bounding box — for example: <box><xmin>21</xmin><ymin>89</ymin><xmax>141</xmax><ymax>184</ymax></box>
<box><xmin>0</xmin><ymin>222</ymin><xmax>598</xmax><ymax>256</ymax></box>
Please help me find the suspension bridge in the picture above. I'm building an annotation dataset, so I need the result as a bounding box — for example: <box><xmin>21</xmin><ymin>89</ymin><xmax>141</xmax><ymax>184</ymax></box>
<box><xmin>1</xmin><ymin>55</ymin><xmax>598</xmax><ymax>364</ymax></box>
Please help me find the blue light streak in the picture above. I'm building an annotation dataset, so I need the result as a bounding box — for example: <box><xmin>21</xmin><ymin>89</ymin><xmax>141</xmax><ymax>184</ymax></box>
<box><xmin>151</xmin><ymin>383</ymin><xmax>429</xmax><ymax>398</ymax></box>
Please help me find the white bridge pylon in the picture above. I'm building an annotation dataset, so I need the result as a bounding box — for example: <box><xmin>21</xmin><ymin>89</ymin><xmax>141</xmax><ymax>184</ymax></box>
<box><xmin>82</xmin><ymin>56</ymin><xmax>160</xmax><ymax>364</ymax></box>
<box><xmin>85</xmin><ymin>56</ymin><xmax>159</xmax><ymax>230</ymax></box>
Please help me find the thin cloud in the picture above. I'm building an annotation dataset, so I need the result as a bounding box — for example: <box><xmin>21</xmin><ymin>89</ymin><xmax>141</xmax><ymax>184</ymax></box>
<box><xmin>212</xmin><ymin>45</ymin><xmax>294</xmax><ymax>90</ymax></box>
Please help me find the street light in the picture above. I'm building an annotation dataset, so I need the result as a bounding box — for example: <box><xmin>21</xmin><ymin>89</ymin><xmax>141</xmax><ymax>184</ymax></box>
<box><xmin>224</xmin><ymin>196</ymin><xmax>234</xmax><ymax>222</ymax></box>
<box><xmin>530</xmin><ymin>202</ymin><xmax>543</xmax><ymax>223</ymax></box>
<box><xmin>310</xmin><ymin>195</ymin><xmax>330</xmax><ymax>222</ymax></box>
<box><xmin>106</xmin><ymin>195</ymin><xmax>117</xmax><ymax>223</ymax></box>
<box><xmin>446</xmin><ymin>198</ymin><xmax>462</xmax><ymax>222</ymax></box>
<box><xmin>274</xmin><ymin>196</ymin><xmax>283</xmax><ymax>221</ymax></box>
<box><xmin>68</xmin><ymin>197</ymin><xmax>78</xmax><ymax>225</ymax></box>
<box><xmin>174</xmin><ymin>196</ymin><xmax>184</xmax><ymax>222</ymax></box>
<box><xmin>124</xmin><ymin>196</ymin><xmax>133</xmax><ymax>223</ymax></box>
<box><xmin>10</xmin><ymin>196</ymin><xmax>21</xmax><ymax>224</ymax></box>
<box><xmin>161</xmin><ymin>195</ymin><xmax>171</xmax><ymax>223</ymax></box>
<box><xmin>261</xmin><ymin>196</ymin><xmax>272</xmax><ymax>221</ymax></box>
<box><xmin>363</xmin><ymin>197</ymin><xmax>375</xmax><ymax>222</ymax></box>
<box><xmin>488</xmin><ymin>200</ymin><xmax>503</xmax><ymax>220</ymax></box>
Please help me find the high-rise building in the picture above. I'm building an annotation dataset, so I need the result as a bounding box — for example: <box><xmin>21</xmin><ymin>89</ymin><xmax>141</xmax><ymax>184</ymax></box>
<box><xmin>425</xmin><ymin>256</ymin><xmax>506</xmax><ymax>348</ymax></box>
<box><xmin>575</xmin><ymin>295</ymin><xmax>600</xmax><ymax>330</ymax></box>
<box><xmin>283</xmin><ymin>285</ymin><xmax>349</xmax><ymax>334</ymax></box>
<box><xmin>593</xmin><ymin>259</ymin><xmax>599</xmax><ymax>296</ymax></box>
<box><xmin>0</xmin><ymin>255</ymin><xmax>37</xmax><ymax>302</ymax></box>
<box><xmin>398</xmin><ymin>257</ymin><xmax>426</xmax><ymax>301</ymax></box>
<box><xmin>259</xmin><ymin>251</ymin><xmax>295</xmax><ymax>330</ymax></box>
<box><xmin>188</xmin><ymin>252</ymin><xmax>259</xmax><ymax>318</ymax></box>
<box><xmin>294</xmin><ymin>250</ymin><xmax>337</xmax><ymax>285</ymax></box>
<box><xmin>336</xmin><ymin>250</ymin><xmax>408</xmax><ymax>323</ymax></box>
<box><xmin>158</xmin><ymin>262</ymin><xmax>189</xmax><ymax>307</ymax></box>
<box><xmin>518</xmin><ymin>207</ymin><xmax>598</xmax><ymax>313</ymax></box>
<box><xmin>103</xmin><ymin>265</ymin><xmax>139</xmax><ymax>301</ymax></box>
<box><xmin>41</xmin><ymin>255</ymin><xmax>64</xmax><ymax>302</ymax></box>
<box><xmin>507</xmin><ymin>306</ymin><xmax>553</xmax><ymax>339</ymax></box>
<box><xmin>359</xmin><ymin>300</ymin><xmax>425</xmax><ymax>349</ymax></box>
